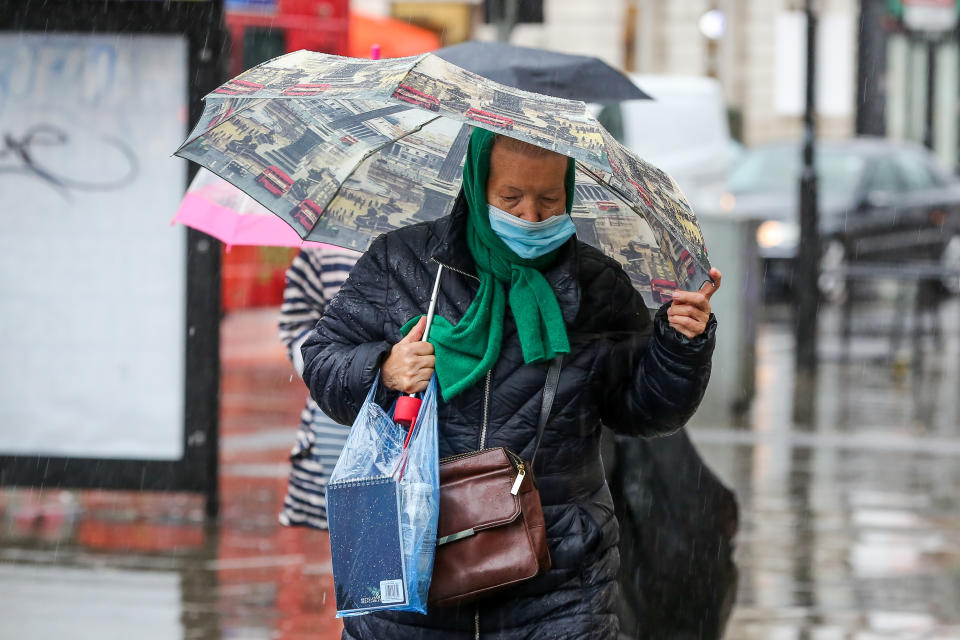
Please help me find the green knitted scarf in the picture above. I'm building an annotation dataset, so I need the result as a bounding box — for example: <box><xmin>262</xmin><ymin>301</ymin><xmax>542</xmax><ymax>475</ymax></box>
<box><xmin>403</xmin><ymin>128</ymin><xmax>575</xmax><ymax>401</ymax></box>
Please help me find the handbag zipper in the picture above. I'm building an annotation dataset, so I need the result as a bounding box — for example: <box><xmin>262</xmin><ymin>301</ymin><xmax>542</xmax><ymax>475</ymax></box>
<box><xmin>439</xmin><ymin>446</ymin><xmax>523</xmax><ymax>467</ymax></box>
<box><xmin>510</xmin><ymin>462</ymin><xmax>526</xmax><ymax>496</ymax></box>
<box><xmin>439</xmin><ymin>445</ymin><xmax>527</xmax><ymax>495</ymax></box>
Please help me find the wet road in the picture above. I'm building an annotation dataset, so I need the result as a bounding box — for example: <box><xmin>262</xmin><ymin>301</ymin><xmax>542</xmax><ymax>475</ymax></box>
<box><xmin>695</xmin><ymin>296</ymin><xmax>960</xmax><ymax>639</ymax></box>
<box><xmin>2</xmin><ymin>297</ymin><xmax>960</xmax><ymax>638</ymax></box>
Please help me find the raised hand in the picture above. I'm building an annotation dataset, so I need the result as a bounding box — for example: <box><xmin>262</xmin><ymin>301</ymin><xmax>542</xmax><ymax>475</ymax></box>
<box><xmin>666</xmin><ymin>267</ymin><xmax>722</xmax><ymax>339</ymax></box>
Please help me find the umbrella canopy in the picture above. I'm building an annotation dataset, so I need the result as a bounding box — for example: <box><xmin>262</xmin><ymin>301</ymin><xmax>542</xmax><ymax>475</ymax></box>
<box><xmin>174</xmin><ymin>51</ymin><xmax>709</xmax><ymax>308</ymax></box>
<box><xmin>173</xmin><ymin>167</ymin><xmax>332</xmax><ymax>249</ymax></box>
<box><xmin>434</xmin><ymin>41</ymin><xmax>650</xmax><ymax>103</ymax></box>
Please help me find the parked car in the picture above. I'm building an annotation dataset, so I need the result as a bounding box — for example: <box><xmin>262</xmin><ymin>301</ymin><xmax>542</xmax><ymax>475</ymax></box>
<box><xmin>595</xmin><ymin>75</ymin><xmax>733</xmax><ymax>216</ymax></box>
<box><xmin>727</xmin><ymin>138</ymin><xmax>960</xmax><ymax>299</ymax></box>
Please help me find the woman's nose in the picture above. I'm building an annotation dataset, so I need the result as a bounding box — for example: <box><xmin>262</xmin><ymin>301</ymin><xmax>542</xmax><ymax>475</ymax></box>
<box><xmin>514</xmin><ymin>201</ymin><xmax>543</xmax><ymax>222</ymax></box>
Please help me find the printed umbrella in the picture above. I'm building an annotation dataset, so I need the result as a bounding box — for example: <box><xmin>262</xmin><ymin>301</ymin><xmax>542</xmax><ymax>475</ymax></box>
<box><xmin>174</xmin><ymin>51</ymin><xmax>711</xmax><ymax>308</ymax></box>
<box><xmin>172</xmin><ymin>44</ymin><xmax>643</xmax><ymax>249</ymax></box>
<box><xmin>173</xmin><ymin>167</ymin><xmax>331</xmax><ymax>249</ymax></box>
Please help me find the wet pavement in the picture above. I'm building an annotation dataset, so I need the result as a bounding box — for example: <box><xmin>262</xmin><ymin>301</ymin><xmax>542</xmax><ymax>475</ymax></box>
<box><xmin>695</xmin><ymin>295</ymin><xmax>960</xmax><ymax>639</ymax></box>
<box><xmin>2</xmin><ymin>296</ymin><xmax>960</xmax><ymax>639</ymax></box>
<box><xmin>1</xmin><ymin>308</ymin><xmax>342</xmax><ymax>640</ymax></box>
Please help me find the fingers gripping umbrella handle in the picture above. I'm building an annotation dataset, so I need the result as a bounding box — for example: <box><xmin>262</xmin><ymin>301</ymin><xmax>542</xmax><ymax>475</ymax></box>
<box><xmin>394</xmin><ymin>265</ymin><xmax>444</xmax><ymax>429</ymax></box>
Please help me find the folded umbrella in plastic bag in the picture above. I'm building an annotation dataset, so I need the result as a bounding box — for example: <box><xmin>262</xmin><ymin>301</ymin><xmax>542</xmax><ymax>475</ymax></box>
<box><xmin>326</xmin><ymin>374</ymin><xmax>440</xmax><ymax>617</ymax></box>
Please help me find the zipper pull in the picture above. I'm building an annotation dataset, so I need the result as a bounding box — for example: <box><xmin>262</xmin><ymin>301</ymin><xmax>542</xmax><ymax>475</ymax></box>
<box><xmin>510</xmin><ymin>463</ymin><xmax>526</xmax><ymax>496</ymax></box>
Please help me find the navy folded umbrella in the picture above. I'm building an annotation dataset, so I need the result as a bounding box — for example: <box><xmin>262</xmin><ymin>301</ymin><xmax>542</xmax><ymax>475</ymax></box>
<box><xmin>434</xmin><ymin>41</ymin><xmax>651</xmax><ymax>103</ymax></box>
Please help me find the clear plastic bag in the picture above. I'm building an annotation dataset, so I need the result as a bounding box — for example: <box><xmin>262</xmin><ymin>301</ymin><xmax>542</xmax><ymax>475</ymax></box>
<box><xmin>327</xmin><ymin>375</ymin><xmax>440</xmax><ymax>617</ymax></box>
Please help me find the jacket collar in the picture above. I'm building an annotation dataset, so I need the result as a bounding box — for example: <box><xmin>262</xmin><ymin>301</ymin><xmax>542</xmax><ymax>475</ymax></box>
<box><xmin>431</xmin><ymin>192</ymin><xmax>479</xmax><ymax>279</ymax></box>
<box><xmin>431</xmin><ymin>191</ymin><xmax>582</xmax><ymax>325</ymax></box>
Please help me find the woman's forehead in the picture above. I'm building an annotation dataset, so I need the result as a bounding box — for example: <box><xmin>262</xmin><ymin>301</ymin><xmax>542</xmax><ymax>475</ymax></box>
<box><xmin>488</xmin><ymin>145</ymin><xmax>568</xmax><ymax>189</ymax></box>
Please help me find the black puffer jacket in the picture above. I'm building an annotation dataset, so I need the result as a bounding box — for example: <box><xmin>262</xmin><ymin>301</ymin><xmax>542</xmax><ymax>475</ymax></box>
<box><xmin>302</xmin><ymin>194</ymin><xmax>716</xmax><ymax>639</ymax></box>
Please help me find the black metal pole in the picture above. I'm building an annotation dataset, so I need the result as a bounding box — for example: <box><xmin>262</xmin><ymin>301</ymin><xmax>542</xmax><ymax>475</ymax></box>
<box><xmin>855</xmin><ymin>0</ymin><xmax>888</xmax><ymax>136</ymax></box>
<box><xmin>795</xmin><ymin>0</ymin><xmax>820</xmax><ymax>418</ymax></box>
<box><xmin>924</xmin><ymin>40</ymin><xmax>937</xmax><ymax>150</ymax></box>
<box><xmin>796</xmin><ymin>1</ymin><xmax>819</xmax><ymax>366</ymax></box>
<box><xmin>496</xmin><ymin>0</ymin><xmax>520</xmax><ymax>42</ymax></box>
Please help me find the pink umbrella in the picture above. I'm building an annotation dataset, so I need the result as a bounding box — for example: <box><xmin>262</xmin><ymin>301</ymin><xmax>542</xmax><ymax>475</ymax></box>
<box><xmin>173</xmin><ymin>168</ymin><xmax>332</xmax><ymax>249</ymax></box>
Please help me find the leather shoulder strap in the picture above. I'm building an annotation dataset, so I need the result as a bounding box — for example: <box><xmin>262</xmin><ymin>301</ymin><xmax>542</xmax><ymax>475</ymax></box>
<box><xmin>530</xmin><ymin>356</ymin><xmax>563</xmax><ymax>470</ymax></box>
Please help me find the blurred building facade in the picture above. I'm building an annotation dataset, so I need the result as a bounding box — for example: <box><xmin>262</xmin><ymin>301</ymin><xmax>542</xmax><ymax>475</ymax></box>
<box><xmin>353</xmin><ymin>0</ymin><xmax>860</xmax><ymax>144</ymax></box>
<box><xmin>353</xmin><ymin>0</ymin><xmax>958</xmax><ymax>169</ymax></box>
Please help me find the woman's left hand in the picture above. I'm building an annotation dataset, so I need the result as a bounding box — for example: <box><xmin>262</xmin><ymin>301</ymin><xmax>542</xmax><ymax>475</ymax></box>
<box><xmin>667</xmin><ymin>268</ymin><xmax>722</xmax><ymax>339</ymax></box>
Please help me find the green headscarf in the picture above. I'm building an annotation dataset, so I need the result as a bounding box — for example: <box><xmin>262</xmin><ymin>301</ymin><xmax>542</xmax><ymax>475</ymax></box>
<box><xmin>403</xmin><ymin>128</ymin><xmax>576</xmax><ymax>401</ymax></box>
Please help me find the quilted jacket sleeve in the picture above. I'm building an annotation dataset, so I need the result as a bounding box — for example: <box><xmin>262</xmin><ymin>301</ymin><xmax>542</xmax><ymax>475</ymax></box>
<box><xmin>300</xmin><ymin>235</ymin><xmax>394</xmax><ymax>426</ymax></box>
<box><xmin>600</xmin><ymin>269</ymin><xmax>716</xmax><ymax>438</ymax></box>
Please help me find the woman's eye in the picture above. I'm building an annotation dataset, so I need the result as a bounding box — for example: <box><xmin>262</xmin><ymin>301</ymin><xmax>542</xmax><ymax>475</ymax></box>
<box><xmin>501</xmin><ymin>196</ymin><xmax>520</xmax><ymax>202</ymax></box>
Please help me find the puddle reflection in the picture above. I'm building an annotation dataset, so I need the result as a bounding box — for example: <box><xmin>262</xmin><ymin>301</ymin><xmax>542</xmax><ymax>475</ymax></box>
<box><xmin>698</xmin><ymin>297</ymin><xmax>960</xmax><ymax>638</ymax></box>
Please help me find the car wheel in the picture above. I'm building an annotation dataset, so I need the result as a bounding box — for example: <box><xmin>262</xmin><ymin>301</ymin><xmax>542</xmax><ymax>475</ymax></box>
<box><xmin>818</xmin><ymin>239</ymin><xmax>847</xmax><ymax>303</ymax></box>
<box><xmin>941</xmin><ymin>235</ymin><xmax>960</xmax><ymax>296</ymax></box>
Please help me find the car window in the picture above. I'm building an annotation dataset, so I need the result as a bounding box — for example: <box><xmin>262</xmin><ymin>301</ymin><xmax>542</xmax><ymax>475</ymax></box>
<box><xmin>729</xmin><ymin>147</ymin><xmax>865</xmax><ymax>197</ymax></box>
<box><xmin>864</xmin><ymin>158</ymin><xmax>901</xmax><ymax>193</ymax></box>
<box><xmin>617</xmin><ymin>94</ymin><xmax>728</xmax><ymax>158</ymax></box>
<box><xmin>895</xmin><ymin>153</ymin><xmax>942</xmax><ymax>191</ymax></box>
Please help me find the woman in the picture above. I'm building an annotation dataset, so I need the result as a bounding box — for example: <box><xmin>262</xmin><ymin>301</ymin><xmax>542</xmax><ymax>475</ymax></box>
<box><xmin>302</xmin><ymin>128</ymin><xmax>721</xmax><ymax>639</ymax></box>
<box><xmin>277</xmin><ymin>245</ymin><xmax>359</xmax><ymax>530</ymax></box>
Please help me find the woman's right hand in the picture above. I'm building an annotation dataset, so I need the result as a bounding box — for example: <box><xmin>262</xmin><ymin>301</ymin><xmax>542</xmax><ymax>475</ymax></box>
<box><xmin>382</xmin><ymin>317</ymin><xmax>436</xmax><ymax>393</ymax></box>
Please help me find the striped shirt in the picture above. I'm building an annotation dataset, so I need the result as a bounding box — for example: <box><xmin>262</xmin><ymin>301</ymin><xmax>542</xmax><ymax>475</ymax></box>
<box><xmin>277</xmin><ymin>247</ymin><xmax>360</xmax><ymax>530</ymax></box>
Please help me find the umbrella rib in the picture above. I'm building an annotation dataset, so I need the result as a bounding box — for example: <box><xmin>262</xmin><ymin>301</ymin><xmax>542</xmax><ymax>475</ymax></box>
<box><xmin>176</xmin><ymin>97</ymin><xmax>267</xmax><ymax>153</ymax></box>
<box><xmin>317</xmin><ymin>114</ymin><xmax>444</xmax><ymax>221</ymax></box>
<box><xmin>574</xmin><ymin>161</ymin><xmax>644</xmax><ymax>215</ymax></box>
<box><xmin>575</xmin><ymin>161</ymin><xmax>707</xmax><ymax>268</ymax></box>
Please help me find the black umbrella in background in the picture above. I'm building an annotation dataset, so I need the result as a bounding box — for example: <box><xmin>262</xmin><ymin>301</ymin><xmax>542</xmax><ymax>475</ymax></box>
<box><xmin>433</xmin><ymin>41</ymin><xmax>651</xmax><ymax>103</ymax></box>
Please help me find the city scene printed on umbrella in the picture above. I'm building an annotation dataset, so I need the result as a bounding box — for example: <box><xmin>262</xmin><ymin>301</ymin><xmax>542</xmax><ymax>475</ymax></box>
<box><xmin>176</xmin><ymin>51</ymin><xmax>711</xmax><ymax>306</ymax></box>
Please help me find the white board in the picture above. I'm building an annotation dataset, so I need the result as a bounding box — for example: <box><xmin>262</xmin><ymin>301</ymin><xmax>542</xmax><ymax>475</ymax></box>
<box><xmin>903</xmin><ymin>0</ymin><xmax>958</xmax><ymax>34</ymax></box>
<box><xmin>774</xmin><ymin>11</ymin><xmax>855</xmax><ymax>118</ymax></box>
<box><xmin>0</xmin><ymin>33</ymin><xmax>188</xmax><ymax>460</ymax></box>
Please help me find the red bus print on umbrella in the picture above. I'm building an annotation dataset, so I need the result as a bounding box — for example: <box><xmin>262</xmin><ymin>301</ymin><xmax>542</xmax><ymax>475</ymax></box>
<box><xmin>291</xmin><ymin>199</ymin><xmax>322</xmax><ymax>228</ymax></box>
<box><xmin>256</xmin><ymin>166</ymin><xmax>294</xmax><ymax>196</ymax></box>
<box><xmin>214</xmin><ymin>79</ymin><xmax>264</xmax><ymax>96</ymax></box>
<box><xmin>392</xmin><ymin>85</ymin><xmax>441</xmax><ymax>112</ymax></box>
<box><xmin>465</xmin><ymin>108</ymin><xmax>514</xmax><ymax>130</ymax></box>
<box><xmin>282</xmin><ymin>83</ymin><xmax>331</xmax><ymax>96</ymax></box>
<box><xmin>651</xmin><ymin>279</ymin><xmax>678</xmax><ymax>304</ymax></box>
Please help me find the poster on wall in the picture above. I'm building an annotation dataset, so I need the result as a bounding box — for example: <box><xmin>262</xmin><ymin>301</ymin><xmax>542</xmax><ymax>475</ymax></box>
<box><xmin>0</xmin><ymin>33</ymin><xmax>188</xmax><ymax>460</ymax></box>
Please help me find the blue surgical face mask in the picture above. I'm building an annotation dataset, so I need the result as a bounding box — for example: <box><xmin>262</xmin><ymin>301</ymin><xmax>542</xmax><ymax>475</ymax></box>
<box><xmin>488</xmin><ymin>204</ymin><xmax>577</xmax><ymax>259</ymax></box>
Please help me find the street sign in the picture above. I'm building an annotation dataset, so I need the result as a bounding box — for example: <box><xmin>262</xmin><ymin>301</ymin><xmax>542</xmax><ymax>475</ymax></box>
<box><xmin>901</xmin><ymin>0</ymin><xmax>958</xmax><ymax>35</ymax></box>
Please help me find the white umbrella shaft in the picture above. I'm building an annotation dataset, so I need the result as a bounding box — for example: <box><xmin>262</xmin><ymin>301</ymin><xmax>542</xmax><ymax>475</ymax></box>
<box><xmin>422</xmin><ymin>264</ymin><xmax>443</xmax><ymax>344</ymax></box>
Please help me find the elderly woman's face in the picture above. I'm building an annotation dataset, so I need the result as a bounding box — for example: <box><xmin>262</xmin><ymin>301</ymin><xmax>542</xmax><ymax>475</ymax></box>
<box><xmin>485</xmin><ymin>144</ymin><xmax>567</xmax><ymax>223</ymax></box>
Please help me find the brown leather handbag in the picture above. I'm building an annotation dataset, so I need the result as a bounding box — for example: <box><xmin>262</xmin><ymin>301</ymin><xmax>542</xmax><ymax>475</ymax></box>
<box><xmin>428</xmin><ymin>358</ymin><xmax>562</xmax><ymax>607</ymax></box>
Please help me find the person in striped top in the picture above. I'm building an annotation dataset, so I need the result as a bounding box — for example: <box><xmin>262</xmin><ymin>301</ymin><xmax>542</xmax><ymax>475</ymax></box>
<box><xmin>277</xmin><ymin>246</ymin><xmax>360</xmax><ymax>530</ymax></box>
